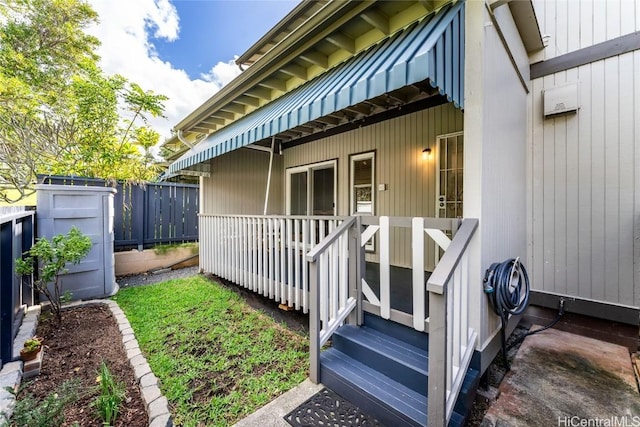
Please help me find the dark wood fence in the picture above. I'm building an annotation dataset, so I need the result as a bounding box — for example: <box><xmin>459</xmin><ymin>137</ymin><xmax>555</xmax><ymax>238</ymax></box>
<box><xmin>39</xmin><ymin>176</ymin><xmax>199</xmax><ymax>251</ymax></box>
<box><xmin>0</xmin><ymin>207</ymin><xmax>35</xmax><ymax>367</ymax></box>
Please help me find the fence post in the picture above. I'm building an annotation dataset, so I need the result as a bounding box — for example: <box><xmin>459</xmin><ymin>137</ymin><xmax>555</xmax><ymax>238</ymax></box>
<box><xmin>309</xmin><ymin>259</ymin><xmax>321</xmax><ymax>384</ymax></box>
<box><xmin>348</xmin><ymin>216</ymin><xmax>363</xmax><ymax>326</ymax></box>
<box><xmin>133</xmin><ymin>184</ymin><xmax>145</xmax><ymax>251</ymax></box>
<box><xmin>0</xmin><ymin>221</ymin><xmax>14</xmax><ymax>365</ymax></box>
<box><xmin>21</xmin><ymin>214</ymin><xmax>34</xmax><ymax>306</ymax></box>
<box><xmin>356</xmin><ymin>216</ymin><xmax>364</xmax><ymax>326</ymax></box>
<box><xmin>427</xmin><ymin>289</ymin><xmax>448</xmax><ymax>426</ymax></box>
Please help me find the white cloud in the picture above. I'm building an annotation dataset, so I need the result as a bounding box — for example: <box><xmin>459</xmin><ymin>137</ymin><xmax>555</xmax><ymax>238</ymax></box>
<box><xmin>86</xmin><ymin>0</ymin><xmax>241</xmax><ymax>141</ymax></box>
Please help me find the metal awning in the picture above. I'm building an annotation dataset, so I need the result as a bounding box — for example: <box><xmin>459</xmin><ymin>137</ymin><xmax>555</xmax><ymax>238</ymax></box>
<box><xmin>169</xmin><ymin>2</ymin><xmax>464</xmax><ymax>174</ymax></box>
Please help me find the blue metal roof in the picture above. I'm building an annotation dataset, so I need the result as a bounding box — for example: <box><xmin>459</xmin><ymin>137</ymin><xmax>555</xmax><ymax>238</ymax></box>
<box><xmin>169</xmin><ymin>2</ymin><xmax>464</xmax><ymax>174</ymax></box>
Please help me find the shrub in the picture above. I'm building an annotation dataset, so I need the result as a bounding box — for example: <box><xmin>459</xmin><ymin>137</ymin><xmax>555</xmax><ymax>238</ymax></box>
<box><xmin>15</xmin><ymin>226</ymin><xmax>92</xmax><ymax>322</ymax></box>
<box><xmin>4</xmin><ymin>379</ymin><xmax>80</xmax><ymax>427</ymax></box>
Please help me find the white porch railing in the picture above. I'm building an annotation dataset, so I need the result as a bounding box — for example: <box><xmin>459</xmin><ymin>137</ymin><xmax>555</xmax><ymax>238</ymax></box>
<box><xmin>426</xmin><ymin>218</ymin><xmax>478</xmax><ymax>426</ymax></box>
<box><xmin>358</xmin><ymin>216</ymin><xmax>462</xmax><ymax>332</ymax></box>
<box><xmin>200</xmin><ymin>213</ymin><xmax>478</xmax><ymax>426</ymax></box>
<box><xmin>306</xmin><ymin>216</ymin><xmax>359</xmax><ymax>383</ymax></box>
<box><xmin>199</xmin><ymin>214</ymin><xmax>347</xmax><ymax>312</ymax></box>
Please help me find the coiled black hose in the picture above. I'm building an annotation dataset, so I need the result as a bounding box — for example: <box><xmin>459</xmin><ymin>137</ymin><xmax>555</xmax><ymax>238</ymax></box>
<box><xmin>483</xmin><ymin>258</ymin><xmax>530</xmax><ymax>370</ymax></box>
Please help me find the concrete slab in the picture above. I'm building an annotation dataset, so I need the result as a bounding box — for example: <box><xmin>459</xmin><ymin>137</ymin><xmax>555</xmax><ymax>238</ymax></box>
<box><xmin>482</xmin><ymin>327</ymin><xmax>640</xmax><ymax>427</ymax></box>
<box><xmin>232</xmin><ymin>379</ymin><xmax>323</xmax><ymax>427</ymax></box>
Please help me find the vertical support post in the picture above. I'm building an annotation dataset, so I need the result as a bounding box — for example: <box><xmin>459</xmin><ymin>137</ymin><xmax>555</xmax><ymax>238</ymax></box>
<box><xmin>133</xmin><ymin>184</ymin><xmax>145</xmax><ymax>251</ymax></box>
<box><xmin>379</xmin><ymin>216</ymin><xmax>390</xmax><ymax>319</ymax></box>
<box><xmin>309</xmin><ymin>259</ymin><xmax>320</xmax><ymax>384</ymax></box>
<box><xmin>412</xmin><ymin>217</ymin><xmax>425</xmax><ymax>331</ymax></box>
<box><xmin>20</xmin><ymin>214</ymin><xmax>35</xmax><ymax>306</ymax></box>
<box><xmin>427</xmin><ymin>290</ymin><xmax>448</xmax><ymax>427</ymax></box>
<box><xmin>263</xmin><ymin>137</ymin><xmax>275</xmax><ymax>215</ymax></box>
<box><xmin>356</xmin><ymin>216</ymin><xmax>364</xmax><ymax>326</ymax></box>
<box><xmin>0</xmin><ymin>221</ymin><xmax>14</xmax><ymax>365</ymax></box>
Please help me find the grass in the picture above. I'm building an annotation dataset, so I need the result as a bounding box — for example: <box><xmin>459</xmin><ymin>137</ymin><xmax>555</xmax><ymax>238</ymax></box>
<box><xmin>112</xmin><ymin>275</ymin><xmax>308</xmax><ymax>427</ymax></box>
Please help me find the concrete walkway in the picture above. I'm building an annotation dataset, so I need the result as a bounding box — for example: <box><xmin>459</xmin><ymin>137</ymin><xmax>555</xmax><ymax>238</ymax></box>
<box><xmin>482</xmin><ymin>326</ymin><xmax>640</xmax><ymax>426</ymax></box>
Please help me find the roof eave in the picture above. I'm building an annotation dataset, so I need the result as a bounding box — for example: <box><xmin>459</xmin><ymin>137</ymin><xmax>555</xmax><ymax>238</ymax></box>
<box><xmin>235</xmin><ymin>0</ymin><xmax>329</xmax><ymax>67</ymax></box>
<box><xmin>172</xmin><ymin>0</ymin><xmax>375</xmax><ymax>133</ymax></box>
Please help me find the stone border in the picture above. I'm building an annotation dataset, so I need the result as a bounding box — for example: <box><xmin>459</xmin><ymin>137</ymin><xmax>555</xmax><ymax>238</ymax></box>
<box><xmin>1</xmin><ymin>300</ymin><xmax>173</xmax><ymax>427</ymax></box>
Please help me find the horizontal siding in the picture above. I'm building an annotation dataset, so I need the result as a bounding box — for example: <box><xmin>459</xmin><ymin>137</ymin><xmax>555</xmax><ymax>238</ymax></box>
<box><xmin>533</xmin><ymin>0</ymin><xmax>640</xmax><ymax>61</ymax></box>
<box><xmin>201</xmin><ymin>148</ymin><xmax>283</xmax><ymax>215</ymax></box>
<box><xmin>527</xmin><ymin>50</ymin><xmax>639</xmax><ymax>307</ymax></box>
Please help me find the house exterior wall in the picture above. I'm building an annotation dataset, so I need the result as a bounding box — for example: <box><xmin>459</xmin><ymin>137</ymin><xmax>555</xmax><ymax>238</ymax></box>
<box><xmin>532</xmin><ymin>0</ymin><xmax>639</xmax><ymax>62</ymax></box>
<box><xmin>527</xmin><ymin>0</ymin><xmax>640</xmax><ymax>309</ymax></box>
<box><xmin>284</xmin><ymin>103</ymin><xmax>463</xmax><ymax>269</ymax></box>
<box><xmin>464</xmin><ymin>1</ymin><xmax>530</xmax><ymax>363</ymax></box>
<box><xmin>200</xmin><ymin>148</ymin><xmax>284</xmax><ymax>215</ymax></box>
<box><xmin>198</xmin><ymin>103</ymin><xmax>463</xmax><ymax>269</ymax></box>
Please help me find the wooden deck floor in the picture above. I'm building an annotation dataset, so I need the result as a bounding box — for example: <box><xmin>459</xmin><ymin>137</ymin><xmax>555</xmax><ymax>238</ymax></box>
<box><xmin>364</xmin><ymin>262</ymin><xmax>431</xmax><ymax>316</ymax></box>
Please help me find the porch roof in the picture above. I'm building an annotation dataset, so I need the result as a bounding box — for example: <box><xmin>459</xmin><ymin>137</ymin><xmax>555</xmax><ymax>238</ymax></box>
<box><xmin>168</xmin><ymin>2</ymin><xmax>464</xmax><ymax>175</ymax></box>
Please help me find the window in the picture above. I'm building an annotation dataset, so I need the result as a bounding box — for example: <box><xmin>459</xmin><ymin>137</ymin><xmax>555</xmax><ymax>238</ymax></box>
<box><xmin>350</xmin><ymin>152</ymin><xmax>375</xmax><ymax>215</ymax></box>
<box><xmin>286</xmin><ymin>160</ymin><xmax>337</xmax><ymax>216</ymax></box>
<box><xmin>350</xmin><ymin>152</ymin><xmax>375</xmax><ymax>251</ymax></box>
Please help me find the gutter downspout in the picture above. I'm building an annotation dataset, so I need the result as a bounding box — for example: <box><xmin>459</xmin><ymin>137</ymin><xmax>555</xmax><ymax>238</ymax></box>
<box><xmin>176</xmin><ymin>130</ymin><xmax>194</xmax><ymax>150</ymax></box>
<box><xmin>263</xmin><ymin>137</ymin><xmax>275</xmax><ymax>215</ymax></box>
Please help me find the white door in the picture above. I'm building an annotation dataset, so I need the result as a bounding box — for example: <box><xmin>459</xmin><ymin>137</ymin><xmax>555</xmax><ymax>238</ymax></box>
<box><xmin>435</xmin><ymin>132</ymin><xmax>463</xmax><ymax>260</ymax></box>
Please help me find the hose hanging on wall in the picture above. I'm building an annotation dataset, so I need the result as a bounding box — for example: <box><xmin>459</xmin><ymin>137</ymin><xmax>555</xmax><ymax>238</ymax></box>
<box><xmin>483</xmin><ymin>257</ymin><xmax>530</xmax><ymax>370</ymax></box>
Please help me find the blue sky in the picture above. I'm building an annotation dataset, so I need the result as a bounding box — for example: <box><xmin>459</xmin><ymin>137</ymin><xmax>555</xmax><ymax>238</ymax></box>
<box><xmin>87</xmin><ymin>0</ymin><xmax>299</xmax><ymax>140</ymax></box>
<box><xmin>154</xmin><ymin>1</ymin><xmax>298</xmax><ymax>80</ymax></box>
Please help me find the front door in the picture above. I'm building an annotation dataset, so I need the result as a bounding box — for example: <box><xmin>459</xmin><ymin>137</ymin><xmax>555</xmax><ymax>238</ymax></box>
<box><xmin>436</xmin><ymin>132</ymin><xmax>464</xmax><ymax>219</ymax></box>
<box><xmin>435</xmin><ymin>132</ymin><xmax>463</xmax><ymax>260</ymax></box>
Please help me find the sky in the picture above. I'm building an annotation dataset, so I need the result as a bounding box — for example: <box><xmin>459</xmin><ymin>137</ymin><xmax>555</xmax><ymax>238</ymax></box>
<box><xmin>86</xmin><ymin>0</ymin><xmax>299</xmax><ymax>142</ymax></box>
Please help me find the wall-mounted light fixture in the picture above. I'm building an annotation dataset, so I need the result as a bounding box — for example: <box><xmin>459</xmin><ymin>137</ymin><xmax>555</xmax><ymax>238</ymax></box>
<box><xmin>422</xmin><ymin>148</ymin><xmax>432</xmax><ymax>160</ymax></box>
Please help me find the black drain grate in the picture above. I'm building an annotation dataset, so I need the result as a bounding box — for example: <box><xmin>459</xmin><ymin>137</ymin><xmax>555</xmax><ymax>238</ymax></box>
<box><xmin>284</xmin><ymin>388</ymin><xmax>384</xmax><ymax>427</ymax></box>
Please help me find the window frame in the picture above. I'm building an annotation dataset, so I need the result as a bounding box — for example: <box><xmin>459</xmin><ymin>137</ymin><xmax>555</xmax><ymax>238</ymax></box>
<box><xmin>349</xmin><ymin>151</ymin><xmax>375</xmax><ymax>251</ymax></box>
<box><xmin>285</xmin><ymin>159</ymin><xmax>337</xmax><ymax>216</ymax></box>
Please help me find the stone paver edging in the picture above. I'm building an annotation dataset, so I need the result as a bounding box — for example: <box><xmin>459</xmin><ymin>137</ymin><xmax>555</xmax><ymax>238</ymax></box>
<box><xmin>0</xmin><ymin>300</ymin><xmax>173</xmax><ymax>427</ymax></box>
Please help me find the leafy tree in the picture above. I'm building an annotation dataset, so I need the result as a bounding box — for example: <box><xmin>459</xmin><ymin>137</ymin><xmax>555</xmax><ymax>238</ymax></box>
<box><xmin>0</xmin><ymin>0</ymin><xmax>168</xmax><ymax>203</ymax></box>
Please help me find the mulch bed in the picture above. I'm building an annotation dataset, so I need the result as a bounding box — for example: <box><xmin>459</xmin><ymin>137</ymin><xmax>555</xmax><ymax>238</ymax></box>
<box><xmin>19</xmin><ymin>304</ymin><xmax>148</xmax><ymax>427</ymax></box>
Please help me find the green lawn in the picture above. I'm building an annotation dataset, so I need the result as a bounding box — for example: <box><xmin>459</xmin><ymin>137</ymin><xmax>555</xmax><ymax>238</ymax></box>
<box><xmin>113</xmin><ymin>275</ymin><xmax>309</xmax><ymax>427</ymax></box>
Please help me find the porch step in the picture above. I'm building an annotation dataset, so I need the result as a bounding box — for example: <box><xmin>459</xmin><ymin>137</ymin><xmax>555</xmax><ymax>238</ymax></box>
<box><xmin>363</xmin><ymin>312</ymin><xmax>429</xmax><ymax>351</ymax></box>
<box><xmin>332</xmin><ymin>325</ymin><xmax>428</xmax><ymax>395</ymax></box>
<box><xmin>320</xmin><ymin>348</ymin><xmax>467</xmax><ymax>427</ymax></box>
<box><xmin>320</xmin><ymin>347</ymin><xmax>427</xmax><ymax>427</ymax></box>
<box><xmin>320</xmin><ymin>321</ymin><xmax>481</xmax><ymax>426</ymax></box>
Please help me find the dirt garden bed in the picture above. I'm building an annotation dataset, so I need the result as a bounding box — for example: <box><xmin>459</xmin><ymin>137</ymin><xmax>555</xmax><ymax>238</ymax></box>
<box><xmin>18</xmin><ymin>305</ymin><xmax>147</xmax><ymax>427</ymax></box>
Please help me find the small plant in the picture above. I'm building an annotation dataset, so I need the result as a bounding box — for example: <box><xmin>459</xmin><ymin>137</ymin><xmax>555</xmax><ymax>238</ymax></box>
<box><xmin>15</xmin><ymin>226</ymin><xmax>92</xmax><ymax>322</ymax></box>
<box><xmin>22</xmin><ymin>337</ymin><xmax>42</xmax><ymax>352</ymax></box>
<box><xmin>93</xmin><ymin>361</ymin><xmax>126</xmax><ymax>426</ymax></box>
<box><xmin>19</xmin><ymin>337</ymin><xmax>43</xmax><ymax>361</ymax></box>
<box><xmin>4</xmin><ymin>379</ymin><xmax>80</xmax><ymax>427</ymax></box>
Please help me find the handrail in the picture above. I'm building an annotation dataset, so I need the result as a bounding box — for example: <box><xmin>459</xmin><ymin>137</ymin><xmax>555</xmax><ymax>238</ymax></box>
<box><xmin>199</xmin><ymin>213</ymin><xmax>350</xmax><ymax>221</ymax></box>
<box><xmin>306</xmin><ymin>216</ymin><xmax>356</xmax><ymax>261</ymax></box>
<box><xmin>427</xmin><ymin>218</ymin><xmax>479</xmax><ymax>426</ymax></box>
<box><xmin>427</xmin><ymin>218</ymin><xmax>478</xmax><ymax>294</ymax></box>
<box><xmin>308</xmin><ymin>215</ymin><xmax>359</xmax><ymax>383</ymax></box>
<box><xmin>0</xmin><ymin>209</ymin><xmax>35</xmax><ymax>224</ymax></box>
